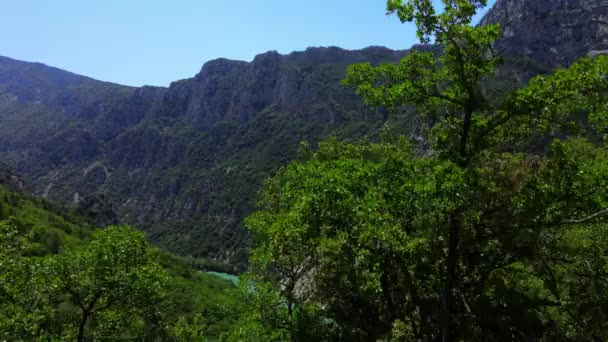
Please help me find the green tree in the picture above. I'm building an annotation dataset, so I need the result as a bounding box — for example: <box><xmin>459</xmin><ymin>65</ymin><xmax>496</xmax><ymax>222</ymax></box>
<box><xmin>0</xmin><ymin>221</ymin><xmax>54</xmax><ymax>339</ymax></box>
<box><xmin>45</xmin><ymin>225</ymin><xmax>169</xmax><ymax>341</ymax></box>
<box><xmin>225</xmin><ymin>273</ymin><xmax>337</xmax><ymax>341</ymax></box>
<box><xmin>224</xmin><ymin>275</ymin><xmax>292</xmax><ymax>341</ymax></box>
<box><xmin>246</xmin><ymin>0</ymin><xmax>608</xmax><ymax>340</ymax></box>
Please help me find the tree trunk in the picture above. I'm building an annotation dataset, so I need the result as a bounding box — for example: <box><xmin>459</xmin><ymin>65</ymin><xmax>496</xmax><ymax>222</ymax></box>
<box><xmin>77</xmin><ymin>310</ymin><xmax>90</xmax><ymax>342</ymax></box>
<box><xmin>381</xmin><ymin>253</ymin><xmax>398</xmax><ymax>323</ymax></box>
<box><xmin>441</xmin><ymin>104</ymin><xmax>472</xmax><ymax>341</ymax></box>
<box><xmin>76</xmin><ymin>289</ymin><xmax>104</xmax><ymax>342</ymax></box>
<box><xmin>441</xmin><ymin>211</ymin><xmax>463</xmax><ymax>342</ymax></box>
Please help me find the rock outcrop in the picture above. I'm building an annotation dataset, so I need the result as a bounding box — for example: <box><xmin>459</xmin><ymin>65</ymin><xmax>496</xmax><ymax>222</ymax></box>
<box><xmin>481</xmin><ymin>0</ymin><xmax>608</xmax><ymax>67</ymax></box>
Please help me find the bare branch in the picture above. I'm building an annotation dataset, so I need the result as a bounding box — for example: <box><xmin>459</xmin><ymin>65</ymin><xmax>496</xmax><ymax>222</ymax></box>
<box><xmin>455</xmin><ymin>289</ymin><xmax>473</xmax><ymax>317</ymax></box>
<box><xmin>488</xmin><ymin>44</ymin><xmax>505</xmax><ymax>59</ymax></box>
<box><xmin>561</xmin><ymin>208</ymin><xmax>608</xmax><ymax>225</ymax></box>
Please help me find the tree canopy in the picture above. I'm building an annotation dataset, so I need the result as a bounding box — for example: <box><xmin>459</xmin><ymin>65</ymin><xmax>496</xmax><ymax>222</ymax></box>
<box><xmin>241</xmin><ymin>0</ymin><xmax>608</xmax><ymax>340</ymax></box>
<box><xmin>0</xmin><ymin>221</ymin><xmax>240</xmax><ymax>341</ymax></box>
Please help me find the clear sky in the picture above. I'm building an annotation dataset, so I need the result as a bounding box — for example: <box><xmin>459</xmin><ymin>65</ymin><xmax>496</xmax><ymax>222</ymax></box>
<box><xmin>1</xmin><ymin>0</ymin><xmax>495</xmax><ymax>87</ymax></box>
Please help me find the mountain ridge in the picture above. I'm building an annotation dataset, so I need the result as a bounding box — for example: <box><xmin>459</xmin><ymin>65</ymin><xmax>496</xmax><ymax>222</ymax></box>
<box><xmin>0</xmin><ymin>44</ymin><xmax>415</xmax><ymax>268</ymax></box>
<box><xmin>1</xmin><ymin>0</ymin><xmax>607</xmax><ymax>268</ymax></box>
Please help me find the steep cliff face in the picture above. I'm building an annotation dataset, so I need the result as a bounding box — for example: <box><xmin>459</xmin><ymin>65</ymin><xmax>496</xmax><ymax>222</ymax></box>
<box><xmin>0</xmin><ymin>46</ymin><xmax>411</xmax><ymax>268</ymax></box>
<box><xmin>108</xmin><ymin>46</ymin><xmax>413</xmax><ymax>267</ymax></box>
<box><xmin>160</xmin><ymin>46</ymin><xmax>409</xmax><ymax>129</ymax></box>
<box><xmin>481</xmin><ymin>0</ymin><xmax>608</xmax><ymax>67</ymax></box>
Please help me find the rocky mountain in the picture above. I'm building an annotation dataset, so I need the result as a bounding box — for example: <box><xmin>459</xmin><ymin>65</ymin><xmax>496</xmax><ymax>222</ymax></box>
<box><xmin>1</xmin><ymin>0</ymin><xmax>606</xmax><ymax>270</ymax></box>
<box><xmin>0</xmin><ymin>47</ymin><xmax>414</xmax><ymax>270</ymax></box>
<box><xmin>481</xmin><ymin>0</ymin><xmax>608</xmax><ymax>69</ymax></box>
<box><xmin>0</xmin><ymin>162</ymin><xmax>26</xmax><ymax>192</ymax></box>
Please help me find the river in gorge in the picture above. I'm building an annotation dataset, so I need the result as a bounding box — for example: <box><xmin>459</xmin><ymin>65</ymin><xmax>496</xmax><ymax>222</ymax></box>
<box><xmin>207</xmin><ymin>271</ymin><xmax>239</xmax><ymax>285</ymax></box>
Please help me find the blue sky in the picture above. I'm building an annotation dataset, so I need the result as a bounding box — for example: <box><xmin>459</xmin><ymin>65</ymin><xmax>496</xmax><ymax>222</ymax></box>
<box><xmin>2</xmin><ymin>0</ymin><xmax>495</xmax><ymax>87</ymax></box>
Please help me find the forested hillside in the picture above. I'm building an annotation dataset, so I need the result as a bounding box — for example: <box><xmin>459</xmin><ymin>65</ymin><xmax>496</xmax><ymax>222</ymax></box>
<box><xmin>0</xmin><ymin>170</ymin><xmax>240</xmax><ymax>340</ymax></box>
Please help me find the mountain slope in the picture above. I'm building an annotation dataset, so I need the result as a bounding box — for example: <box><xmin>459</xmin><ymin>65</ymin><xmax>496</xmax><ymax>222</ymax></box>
<box><xmin>0</xmin><ymin>167</ymin><xmax>242</xmax><ymax>339</ymax></box>
<box><xmin>0</xmin><ymin>47</ymin><xmax>414</xmax><ymax>269</ymax></box>
<box><xmin>0</xmin><ymin>171</ymin><xmax>94</xmax><ymax>255</ymax></box>
<box><xmin>1</xmin><ymin>0</ymin><xmax>606</xmax><ymax>268</ymax></box>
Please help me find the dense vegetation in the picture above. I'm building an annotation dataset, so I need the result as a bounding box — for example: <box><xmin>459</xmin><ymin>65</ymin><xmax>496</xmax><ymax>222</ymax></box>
<box><xmin>234</xmin><ymin>0</ymin><xmax>608</xmax><ymax>340</ymax></box>
<box><xmin>3</xmin><ymin>0</ymin><xmax>608</xmax><ymax>340</ymax></box>
<box><xmin>0</xmin><ymin>183</ymin><xmax>240</xmax><ymax>340</ymax></box>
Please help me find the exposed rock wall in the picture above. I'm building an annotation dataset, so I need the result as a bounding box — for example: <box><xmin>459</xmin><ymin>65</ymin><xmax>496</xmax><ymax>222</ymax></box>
<box><xmin>481</xmin><ymin>0</ymin><xmax>608</xmax><ymax>66</ymax></box>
